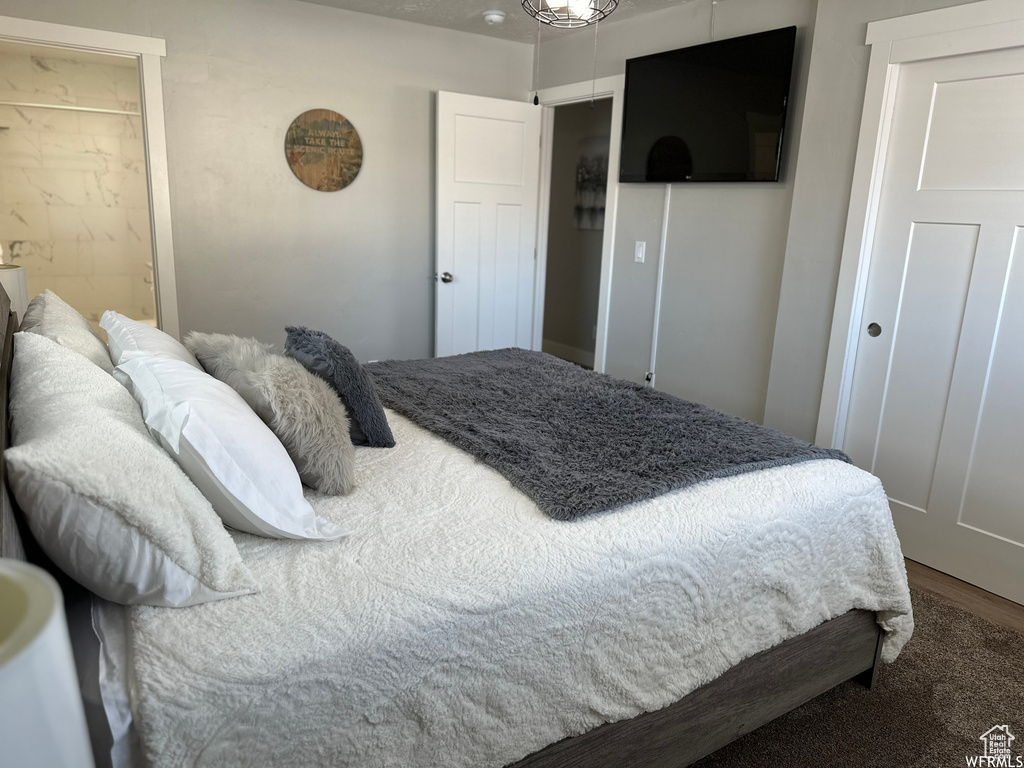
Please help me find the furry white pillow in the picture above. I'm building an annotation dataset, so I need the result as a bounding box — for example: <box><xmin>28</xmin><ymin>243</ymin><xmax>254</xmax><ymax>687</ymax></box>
<box><xmin>100</xmin><ymin>310</ymin><xmax>201</xmax><ymax>370</ymax></box>
<box><xmin>5</xmin><ymin>332</ymin><xmax>257</xmax><ymax>606</ymax></box>
<box><xmin>20</xmin><ymin>290</ymin><xmax>113</xmax><ymax>373</ymax></box>
<box><xmin>185</xmin><ymin>332</ymin><xmax>356</xmax><ymax>495</ymax></box>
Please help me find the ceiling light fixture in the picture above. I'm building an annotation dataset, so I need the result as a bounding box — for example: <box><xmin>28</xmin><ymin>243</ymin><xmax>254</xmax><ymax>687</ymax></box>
<box><xmin>482</xmin><ymin>10</ymin><xmax>507</xmax><ymax>25</ymax></box>
<box><xmin>521</xmin><ymin>0</ymin><xmax>618</xmax><ymax>29</ymax></box>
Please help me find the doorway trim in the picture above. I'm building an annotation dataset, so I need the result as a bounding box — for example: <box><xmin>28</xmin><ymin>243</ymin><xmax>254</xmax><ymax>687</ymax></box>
<box><xmin>815</xmin><ymin>0</ymin><xmax>1024</xmax><ymax>449</ymax></box>
<box><xmin>0</xmin><ymin>15</ymin><xmax>180</xmax><ymax>338</ymax></box>
<box><xmin>533</xmin><ymin>74</ymin><xmax>624</xmax><ymax>373</ymax></box>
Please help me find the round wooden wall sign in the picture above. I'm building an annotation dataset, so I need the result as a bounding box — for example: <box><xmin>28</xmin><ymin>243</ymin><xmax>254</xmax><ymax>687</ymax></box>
<box><xmin>284</xmin><ymin>109</ymin><xmax>363</xmax><ymax>192</ymax></box>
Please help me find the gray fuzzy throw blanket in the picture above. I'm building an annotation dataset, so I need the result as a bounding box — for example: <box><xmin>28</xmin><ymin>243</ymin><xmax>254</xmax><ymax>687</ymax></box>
<box><xmin>365</xmin><ymin>349</ymin><xmax>849</xmax><ymax>521</ymax></box>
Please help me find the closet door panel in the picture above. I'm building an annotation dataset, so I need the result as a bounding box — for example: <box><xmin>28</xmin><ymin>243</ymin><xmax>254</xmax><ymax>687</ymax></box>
<box><xmin>957</xmin><ymin>229</ymin><xmax>1024</xmax><ymax>546</ymax></box>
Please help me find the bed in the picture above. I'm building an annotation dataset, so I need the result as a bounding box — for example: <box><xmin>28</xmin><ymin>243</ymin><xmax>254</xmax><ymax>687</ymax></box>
<box><xmin>0</xmin><ymin>286</ymin><xmax>914</xmax><ymax>768</ymax></box>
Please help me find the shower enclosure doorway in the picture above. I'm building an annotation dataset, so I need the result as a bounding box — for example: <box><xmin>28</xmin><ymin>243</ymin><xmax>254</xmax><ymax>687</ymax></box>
<box><xmin>0</xmin><ymin>16</ymin><xmax>178</xmax><ymax>337</ymax></box>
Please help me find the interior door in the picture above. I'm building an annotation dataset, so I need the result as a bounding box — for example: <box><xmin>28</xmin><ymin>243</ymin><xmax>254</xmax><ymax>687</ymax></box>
<box><xmin>843</xmin><ymin>46</ymin><xmax>1024</xmax><ymax>603</ymax></box>
<box><xmin>435</xmin><ymin>91</ymin><xmax>541</xmax><ymax>357</ymax></box>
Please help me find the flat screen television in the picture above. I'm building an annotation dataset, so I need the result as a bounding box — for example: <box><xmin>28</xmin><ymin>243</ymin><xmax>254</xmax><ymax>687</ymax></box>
<box><xmin>619</xmin><ymin>26</ymin><xmax>797</xmax><ymax>183</ymax></box>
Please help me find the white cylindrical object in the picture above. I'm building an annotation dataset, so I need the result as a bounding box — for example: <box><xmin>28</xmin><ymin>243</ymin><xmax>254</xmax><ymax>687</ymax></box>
<box><xmin>0</xmin><ymin>559</ymin><xmax>95</xmax><ymax>768</ymax></box>
<box><xmin>0</xmin><ymin>264</ymin><xmax>29</xmax><ymax>324</ymax></box>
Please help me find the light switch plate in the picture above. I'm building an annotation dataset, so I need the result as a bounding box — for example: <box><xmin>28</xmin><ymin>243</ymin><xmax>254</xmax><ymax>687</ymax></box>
<box><xmin>635</xmin><ymin>241</ymin><xmax>646</xmax><ymax>263</ymax></box>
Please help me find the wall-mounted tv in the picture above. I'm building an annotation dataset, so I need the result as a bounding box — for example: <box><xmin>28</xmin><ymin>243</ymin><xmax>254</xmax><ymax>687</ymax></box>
<box><xmin>619</xmin><ymin>26</ymin><xmax>797</xmax><ymax>183</ymax></box>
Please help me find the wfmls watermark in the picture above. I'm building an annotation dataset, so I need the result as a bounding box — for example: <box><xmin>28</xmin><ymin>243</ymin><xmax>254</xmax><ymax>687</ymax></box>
<box><xmin>966</xmin><ymin>726</ymin><xmax>1023</xmax><ymax>767</ymax></box>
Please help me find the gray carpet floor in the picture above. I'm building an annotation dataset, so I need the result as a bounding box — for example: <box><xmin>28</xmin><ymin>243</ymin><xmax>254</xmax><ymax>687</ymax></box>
<box><xmin>693</xmin><ymin>590</ymin><xmax>1024</xmax><ymax>767</ymax></box>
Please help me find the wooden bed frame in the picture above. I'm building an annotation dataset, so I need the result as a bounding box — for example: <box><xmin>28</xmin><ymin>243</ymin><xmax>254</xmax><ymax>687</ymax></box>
<box><xmin>0</xmin><ymin>286</ymin><xmax>884</xmax><ymax>767</ymax></box>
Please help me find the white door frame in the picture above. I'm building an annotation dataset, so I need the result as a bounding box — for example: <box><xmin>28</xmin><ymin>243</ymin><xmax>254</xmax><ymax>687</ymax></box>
<box><xmin>815</xmin><ymin>0</ymin><xmax>1024</xmax><ymax>449</ymax></box>
<box><xmin>0</xmin><ymin>15</ymin><xmax>180</xmax><ymax>338</ymax></box>
<box><xmin>533</xmin><ymin>75</ymin><xmax>624</xmax><ymax>373</ymax></box>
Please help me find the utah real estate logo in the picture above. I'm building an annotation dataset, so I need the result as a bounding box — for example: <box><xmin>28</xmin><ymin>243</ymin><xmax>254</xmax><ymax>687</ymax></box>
<box><xmin>967</xmin><ymin>725</ymin><xmax>1022</xmax><ymax>767</ymax></box>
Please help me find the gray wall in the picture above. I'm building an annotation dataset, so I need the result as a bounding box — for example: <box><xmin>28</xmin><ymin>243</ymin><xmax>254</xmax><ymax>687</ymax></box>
<box><xmin>4</xmin><ymin>0</ymin><xmax>989</xmax><ymax>428</ymax></box>
<box><xmin>539</xmin><ymin>0</ymin><xmax>816</xmax><ymax>422</ymax></box>
<box><xmin>0</xmin><ymin>0</ymin><xmax>533</xmax><ymax>361</ymax></box>
<box><xmin>542</xmin><ymin>98</ymin><xmax>611</xmax><ymax>359</ymax></box>
<box><xmin>762</xmin><ymin>0</ymin><xmax>987</xmax><ymax>442</ymax></box>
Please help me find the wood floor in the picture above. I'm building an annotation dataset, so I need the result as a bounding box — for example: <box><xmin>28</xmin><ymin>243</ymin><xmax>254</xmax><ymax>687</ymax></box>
<box><xmin>905</xmin><ymin>558</ymin><xmax>1024</xmax><ymax>635</ymax></box>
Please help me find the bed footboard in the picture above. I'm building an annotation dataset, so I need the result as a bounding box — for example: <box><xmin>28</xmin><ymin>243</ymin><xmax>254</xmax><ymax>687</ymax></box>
<box><xmin>509</xmin><ymin>609</ymin><xmax>882</xmax><ymax>768</ymax></box>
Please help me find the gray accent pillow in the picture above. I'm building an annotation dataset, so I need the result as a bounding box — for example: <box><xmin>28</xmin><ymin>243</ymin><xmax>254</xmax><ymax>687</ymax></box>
<box><xmin>284</xmin><ymin>327</ymin><xmax>395</xmax><ymax>448</ymax></box>
<box><xmin>185</xmin><ymin>332</ymin><xmax>356</xmax><ymax>495</ymax></box>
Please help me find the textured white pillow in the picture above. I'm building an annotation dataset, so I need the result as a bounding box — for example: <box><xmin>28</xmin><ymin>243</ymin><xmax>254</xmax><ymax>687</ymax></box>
<box><xmin>185</xmin><ymin>332</ymin><xmax>356</xmax><ymax>495</ymax></box>
<box><xmin>20</xmin><ymin>290</ymin><xmax>113</xmax><ymax>373</ymax></box>
<box><xmin>114</xmin><ymin>354</ymin><xmax>346</xmax><ymax>540</ymax></box>
<box><xmin>5</xmin><ymin>332</ymin><xmax>257</xmax><ymax>606</ymax></box>
<box><xmin>100</xmin><ymin>310</ymin><xmax>200</xmax><ymax>369</ymax></box>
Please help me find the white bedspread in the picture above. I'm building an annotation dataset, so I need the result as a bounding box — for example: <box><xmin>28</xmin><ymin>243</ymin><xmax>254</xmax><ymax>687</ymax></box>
<box><xmin>127</xmin><ymin>411</ymin><xmax>913</xmax><ymax>768</ymax></box>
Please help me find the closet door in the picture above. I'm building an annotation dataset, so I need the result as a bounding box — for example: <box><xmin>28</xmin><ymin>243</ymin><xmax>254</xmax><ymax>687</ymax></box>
<box><xmin>843</xmin><ymin>45</ymin><xmax>1024</xmax><ymax>603</ymax></box>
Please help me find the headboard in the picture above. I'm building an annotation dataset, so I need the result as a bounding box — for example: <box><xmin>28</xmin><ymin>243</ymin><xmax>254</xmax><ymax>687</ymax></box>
<box><xmin>0</xmin><ymin>283</ymin><xmax>25</xmax><ymax>561</ymax></box>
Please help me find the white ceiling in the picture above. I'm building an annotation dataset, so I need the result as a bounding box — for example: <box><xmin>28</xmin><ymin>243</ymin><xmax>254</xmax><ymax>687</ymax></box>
<box><xmin>296</xmin><ymin>0</ymin><xmax>694</xmax><ymax>43</ymax></box>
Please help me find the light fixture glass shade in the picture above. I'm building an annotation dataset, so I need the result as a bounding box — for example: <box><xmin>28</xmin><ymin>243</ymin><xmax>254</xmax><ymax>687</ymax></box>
<box><xmin>522</xmin><ymin>0</ymin><xmax>618</xmax><ymax>28</ymax></box>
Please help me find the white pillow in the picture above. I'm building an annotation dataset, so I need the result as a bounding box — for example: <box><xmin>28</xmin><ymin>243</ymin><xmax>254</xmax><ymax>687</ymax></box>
<box><xmin>5</xmin><ymin>332</ymin><xmax>257</xmax><ymax>607</ymax></box>
<box><xmin>100</xmin><ymin>310</ymin><xmax>200</xmax><ymax>369</ymax></box>
<box><xmin>20</xmin><ymin>290</ymin><xmax>113</xmax><ymax>373</ymax></box>
<box><xmin>114</xmin><ymin>354</ymin><xmax>346</xmax><ymax>541</ymax></box>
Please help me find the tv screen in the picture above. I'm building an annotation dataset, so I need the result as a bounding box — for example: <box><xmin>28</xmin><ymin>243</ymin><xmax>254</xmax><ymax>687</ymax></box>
<box><xmin>619</xmin><ymin>26</ymin><xmax>797</xmax><ymax>183</ymax></box>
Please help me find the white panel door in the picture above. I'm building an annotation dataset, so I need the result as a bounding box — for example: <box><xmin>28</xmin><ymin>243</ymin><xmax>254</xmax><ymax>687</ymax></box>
<box><xmin>436</xmin><ymin>91</ymin><xmax>541</xmax><ymax>357</ymax></box>
<box><xmin>844</xmin><ymin>45</ymin><xmax>1024</xmax><ymax>603</ymax></box>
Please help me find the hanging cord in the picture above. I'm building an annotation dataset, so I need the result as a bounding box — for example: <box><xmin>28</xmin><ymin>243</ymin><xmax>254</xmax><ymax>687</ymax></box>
<box><xmin>590</xmin><ymin>18</ymin><xmax>599</xmax><ymax>107</ymax></box>
<box><xmin>710</xmin><ymin>0</ymin><xmax>718</xmax><ymax>41</ymax></box>
<box><xmin>533</xmin><ymin>19</ymin><xmax>541</xmax><ymax>105</ymax></box>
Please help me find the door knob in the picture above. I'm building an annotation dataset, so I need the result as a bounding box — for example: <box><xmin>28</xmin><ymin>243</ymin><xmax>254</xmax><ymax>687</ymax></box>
<box><xmin>440</xmin><ymin>272</ymin><xmax>454</xmax><ymax>284</ymax></box>
<box><xmin>867</xmin><ymin>322</ymin><xmax>882</xmax><ymax>337</ymax></box>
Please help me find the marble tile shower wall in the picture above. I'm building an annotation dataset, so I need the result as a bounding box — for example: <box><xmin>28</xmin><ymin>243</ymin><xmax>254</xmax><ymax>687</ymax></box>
<box><xmin>0</xmin><ymin>47</ymin><xmax>155</xmax><ymax>328</ymax></box>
